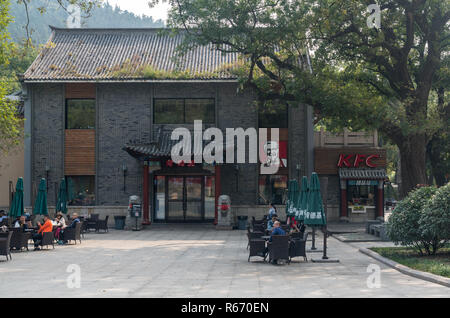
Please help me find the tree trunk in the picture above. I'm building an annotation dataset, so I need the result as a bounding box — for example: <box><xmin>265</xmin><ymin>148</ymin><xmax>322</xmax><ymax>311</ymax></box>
<box><xmin>398</xmin><ymin>135</ymin><xmax>428</xmax><ymax>198</ymax></box>
<box><xmin>427</xmin><ymin>135</ymin><xmax>448</xmax><ymax>186</ymax></box>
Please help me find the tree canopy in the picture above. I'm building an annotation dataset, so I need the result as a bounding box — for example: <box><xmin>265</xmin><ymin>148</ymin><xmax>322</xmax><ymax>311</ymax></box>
<box><xmin>154</xmin><ymin>0</ymin><xmax>449</xmax><ymax>196</ymax></box>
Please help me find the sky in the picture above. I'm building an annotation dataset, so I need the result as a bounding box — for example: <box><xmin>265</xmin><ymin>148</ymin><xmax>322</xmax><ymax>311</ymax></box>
<box><xmin>106</xmin><ymin>0</ymin><xmax>171</xmax><ymax>21</ymax></box>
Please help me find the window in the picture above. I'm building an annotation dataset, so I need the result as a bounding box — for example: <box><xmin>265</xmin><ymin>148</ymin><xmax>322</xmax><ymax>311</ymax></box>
<box><xmin>258</xmin><ymin>102</ymin><xmax>288</xmax><ymax>128</ymax></box>
<box><xmin>347</xmin><ymin>180</ymin><xmax>378</xmax><ymax>207</ymax></box>
<box><xmin>66</xmin><ymin>99</ymin><xmax>96</xmax><ymax>129</ymax></box>
<box><xmin>258</xmin><ymin>175</ymin><xmax>288</xmax><ymax>205</ymax></box>
<box><xmin>154</xmin><ymin>99</ymin><xmax>215</xmax><ymax>124</ymax></box>
<box><xmin>66</xmin><ymin>176</ymin><xmax>95</xmax><ymax>206</ymax></box>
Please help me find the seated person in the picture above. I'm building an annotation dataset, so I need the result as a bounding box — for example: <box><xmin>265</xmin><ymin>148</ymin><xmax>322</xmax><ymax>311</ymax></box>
<box><xmin>267</xmin><ymin>221</ymin><xmax>287</xmax><ymax>265</ymax></box>
<box><xmin>0</xmin><ymin>210</ymin><xmax>8</xmax><ymax>225</ymax></box>
<box><xmin>14</xmin><ymin>215</ymin><xmax>32</xmax><ymax>232</ymax></box>
<box><xmin>32</xmin><ymin>215</ymin><xmax>53</xmax><ymax>250</ymax></box>
<box><xmin>53</xmin><ymin>213</ymin><xmax>67</xmax><ymax>228</ymax></box>
<box><xmin>58</xmin><ymin>213</ymin><xmax>80</xmax><ymax>245</ymax></box>
<box><xmin>53</xmin><ymin>213</ymin><xmax>67</xmax><ymax>241</ymax></box>
<box><xmin>269</xmin><ymin>221</ymin><xmax>286</xmax><ymax>242</ymax></box>
<box><xmin>267</xmin><ymin>215</ymin><xmax>278</xmax><ymax>231</ymax></box>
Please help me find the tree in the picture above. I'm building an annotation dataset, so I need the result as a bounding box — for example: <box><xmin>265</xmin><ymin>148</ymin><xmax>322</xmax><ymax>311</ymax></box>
<box><xmin>15</xmin><ymin>0</ymin><xmax>102</xmax><ymax>46</ymax></box>
<box><xmin>152</xmin><ymin>0</ymin><xmax>449</xmax><ymax>197</ymax></box>
<box><xmin>0</xmin><ymin>0</ymin><xmax>23</xmax><ymax>156</ymax></box>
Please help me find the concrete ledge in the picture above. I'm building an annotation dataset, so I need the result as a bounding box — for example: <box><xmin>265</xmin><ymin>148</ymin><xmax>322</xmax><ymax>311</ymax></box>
<box><xmin>359</xmin><ymin>247</ymin><xmax>450</xmax><ymax>288</ymax></box>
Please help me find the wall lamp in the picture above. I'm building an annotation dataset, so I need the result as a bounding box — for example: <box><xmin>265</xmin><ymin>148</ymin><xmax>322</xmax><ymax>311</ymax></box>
<box><xmin>45</xmin><ymin>165</ymin><xmax>50</xmax><ymax>191</ymax></box>
<box><xmin>122</xmin><ymin>163</ymin><xmax>128</xmax><ymax>192</ymax></box>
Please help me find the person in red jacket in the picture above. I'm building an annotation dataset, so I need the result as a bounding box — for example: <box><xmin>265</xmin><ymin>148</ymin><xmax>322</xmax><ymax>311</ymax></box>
<box><xmin>33</xmin><ymin>215</ymin><xmax>53</xmax><ymax>250</ymax></box>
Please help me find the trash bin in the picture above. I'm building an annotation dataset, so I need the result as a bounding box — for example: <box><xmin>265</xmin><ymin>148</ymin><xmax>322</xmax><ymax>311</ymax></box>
<box><xmin>237</xmin><ymin>216</ymin><xmax>248</xmax><ymax>230</ymax></box>
<box><xmin>114</xmin><ymin>216</ymin><xmax>126</xmax><ymax>230</ymax></box>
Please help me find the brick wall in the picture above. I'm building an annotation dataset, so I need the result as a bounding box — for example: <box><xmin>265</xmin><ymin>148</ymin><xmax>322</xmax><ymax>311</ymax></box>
<box><xmin>31</xmin><ymin>82</ymin><xmax>309</xmax><ymax>210</ymax></box>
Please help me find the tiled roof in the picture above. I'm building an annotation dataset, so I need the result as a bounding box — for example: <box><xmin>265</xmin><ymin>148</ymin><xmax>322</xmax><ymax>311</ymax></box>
<box><xmin>124</xmin><ymin>128</ymin><xmax>235</xmax><ymax>160</ymax></box>
<box><xmin>339</xmin><ymin>168</ymin><xmax>387</xmax><ymax>179</ymax></box>
<box><xmin>23</xmin><ymin>27</ymin><xmax>240</xmax><ymax>82</ymax></box>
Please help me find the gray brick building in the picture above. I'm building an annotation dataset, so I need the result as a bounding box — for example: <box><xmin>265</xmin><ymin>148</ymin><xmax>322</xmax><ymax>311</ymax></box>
<box><xmin>21</xmin><ymin>27</ymin><xmax>314</xmax><ymax>224</ymax></box>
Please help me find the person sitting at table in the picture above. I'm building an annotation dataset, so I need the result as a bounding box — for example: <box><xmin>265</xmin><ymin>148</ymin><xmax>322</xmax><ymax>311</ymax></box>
<box><xmin>53</xmin><ymin>213</ymin><xmax>67</xmax><ymax>241</ymax></box>
<box><xmin>267</xmin><ymin>221</ymin><xmax>286</xmax><ymax>265</ymax></box>
<box><xmin>32</xmin><ymin>215</ymin><xmax>53</xmax><ymax>250</ymax></box>
<box><xmin>0</xmin><ymin>210</ymin><xmax>8</xmax><ymax>225</ymax></box>
<box><xmin>14</xmin><ymin>215</ymin><xmax>32</xmax><ymax>232</ymax></box>
<box><xmin>58</xmin><ymin>213</ymin><xmax>80</xmax><ymax>245</ymax></box>
<box><xmin>267</xmin><ymin>215</ymin><xmax>278</xmax><ymax>231</ymax></box>
<box><xmin>269</xmin><ymin>221</ymin><xmax>286</xmax><ymax>242</ymax></box>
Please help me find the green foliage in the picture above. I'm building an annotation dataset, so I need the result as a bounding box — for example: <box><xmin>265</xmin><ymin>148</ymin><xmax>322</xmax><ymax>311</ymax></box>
<box><xmin>110</xmin><ymin>60</ymin><xmax>217</xmax><ymax>80</ymax></box>
<box><xmin>0</xmin><ymin>82</ymin><xmax>24</xmax><ymax>155</ymax></box>
<box><xmin>370</xmin><ymin>246</ymin><xmax>450</xmax><ymax>278</ymax></box>
<box><xmin>419</xmin><ymin>183</ymin><xmax>450</xmax><ymax>250</ymax></box>
<box><xmin>153</xmin><ymin>0</ymin><xmax>449</xmax><ymax>195</ymax></box>
<box><xmin>0</xmin><ymin>0</ymin><xmax>11</xmax><ymax>64</ymax></box>
<box><xmin>387</xmin><ymin>186</ymin><xmax>437</xmax><ymax>255</ymax></box>
<box><xmin>0</xmin><ymin>43</ymin><xmax>37</xmax><ymax>93</ymax></box>
<box><xmin>387</xmin><ymin>184</ymin><xmax>450</xmax><ymax>256</ymax></box>
<box><xmin>0</xmin><ymin>0</ymin><xmax>23</xmax><ymax>156</ymax></box>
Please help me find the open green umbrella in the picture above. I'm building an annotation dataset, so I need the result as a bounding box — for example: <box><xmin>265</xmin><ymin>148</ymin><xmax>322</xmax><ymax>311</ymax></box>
<box><xmin>33</xmin><ymin>178</ymin><xmax>48</xmax><ymax>216</ymax></box>
<box><xmin>304</xmin><ymin>173</ymin><xmax>326</xmax><ymax>226</ymax></box>
<box><xmin>295</xmin><ymin>176</ymin><xmax>309</xmax><ymax>221</ymax></box>
<box><xmin>56</xmin><ymin>178</ymin><xmax>68</xmax><ymax>214</ymax></box>
<box><xmin>286</xmin><ymin>180</ymin><xmax>299</xmax><ymax>217</ymax></box>
<box><xmin>9</xmin><ymin>177</ymin><xmax>24</xmax><ymax>218</ymax></box>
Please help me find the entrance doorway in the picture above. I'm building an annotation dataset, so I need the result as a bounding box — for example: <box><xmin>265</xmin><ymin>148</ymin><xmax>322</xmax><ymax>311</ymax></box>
<box><xmin>153</xmin><ymin>175</ymin><xmax>215</xmax><ymax>223</ymax></box>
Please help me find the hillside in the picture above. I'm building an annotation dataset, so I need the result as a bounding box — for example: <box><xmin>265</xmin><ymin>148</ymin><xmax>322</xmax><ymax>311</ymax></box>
<box><xmin>8</xmin><ymin>0</ymin><xmax>165</xmax><ymax>44</ymax></box>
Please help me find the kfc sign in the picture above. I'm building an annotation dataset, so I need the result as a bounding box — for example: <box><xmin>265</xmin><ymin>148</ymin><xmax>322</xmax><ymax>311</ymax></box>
<box><xmin>337</xmin><ymin>154</ymin><xmax>380</xmax><ymax>168</ymax></box>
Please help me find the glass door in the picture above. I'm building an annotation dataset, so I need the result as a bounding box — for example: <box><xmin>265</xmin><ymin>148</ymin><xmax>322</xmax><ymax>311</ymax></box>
<box><xmin>166</xmin><ymin>176</ymin><xmax>204</xmax><ymax>222</ymax></box>
<box><xmin>185</xmin><ymin>177</ymin><xmax>203</xmax><ymax>221</ymax></box>
<box><xmin>167</xmin><ymin>177</ymin><xmax>184</xmax><ymax>222</ymax></box>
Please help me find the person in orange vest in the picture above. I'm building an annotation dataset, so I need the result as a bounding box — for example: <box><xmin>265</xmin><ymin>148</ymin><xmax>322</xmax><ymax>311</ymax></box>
<box><xmin>33</xmin><ymin>215</ymin><xmax>53</xmax><ymax>250</ymax></box>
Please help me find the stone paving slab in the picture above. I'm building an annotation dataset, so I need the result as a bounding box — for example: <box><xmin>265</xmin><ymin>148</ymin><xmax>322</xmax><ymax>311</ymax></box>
<box><xmin>0</xmin><ymin>226</ymin><xmax>448</xmax><ymax>298</ymax></box>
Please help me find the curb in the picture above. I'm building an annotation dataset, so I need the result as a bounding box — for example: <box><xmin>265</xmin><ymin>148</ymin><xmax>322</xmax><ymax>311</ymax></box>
<box><xmin>359</xmin><ymin>247</ymin><xmax>450</xmax><ymax>288</ymax></box>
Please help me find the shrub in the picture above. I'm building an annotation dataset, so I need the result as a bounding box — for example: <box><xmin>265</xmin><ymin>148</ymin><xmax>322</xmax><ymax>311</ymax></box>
<box><xmin>419</xmin><ymin>183</ymin><xmax>450</xmax><ymax>255</ymax></box>
<box><xmin>386</xmin><ymin>186</ymin><xmax>437</xmax><ymax>255</ymax></box>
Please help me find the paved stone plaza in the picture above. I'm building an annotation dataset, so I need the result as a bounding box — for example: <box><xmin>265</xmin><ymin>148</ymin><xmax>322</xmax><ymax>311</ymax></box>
<box><xmin>0</xmin><ymin>225</ymin><xmax>449</xmax><ymax>298</ymax></box>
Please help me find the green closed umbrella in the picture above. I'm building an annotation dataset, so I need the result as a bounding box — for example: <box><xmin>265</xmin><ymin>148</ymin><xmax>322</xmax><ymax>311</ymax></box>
<box><xmin>286</xmin><ymin>180</ymin><xmax>299</xmax><ymax>217</ymax></box>
<box><xmin>304</xmin><ymin>173</ymin><xmax>326</xmax><ymax>226</ymax></box>
<box><xmin>33</xmin><ymin>178</ymin><xmax>48</xmax><ymax>216</ymax></box>
<box><xmin>9</xmin><ymin>177</ymin><xmax>24</xmax><ymax>218</ymax></box>
<box><xmin>295</xmin><ymin>176</ymin><xmax>309</xmax><ymax>221</ymax></box>
<box><xmin>56</xmin><ymin>178</ymin><xmax>68</xmax><ymax>214</ymax></box>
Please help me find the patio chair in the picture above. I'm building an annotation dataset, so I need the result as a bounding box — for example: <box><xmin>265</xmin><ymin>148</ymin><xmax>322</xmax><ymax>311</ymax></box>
<box><xmin>267</xmin><ymin>235</ymin><xmax>290</xmax><ymax>264</ymax></box>
<box><xmin>0</xmin><ymin>231</ymin><xmax>13</xmax><ymax>260</ymax></box>
<box><xmin>96</xmin><ymin>215</ymin><xmax>109</xmax><ymax>233</ymax></box>
<box><xmin>10</xmin><ymin>228</ymin><xmax>31</xmax><ymax>251</ymax></box>
<box><xmin>40</xmin><ymin>231</ymin><xmax>54</xmax><ymax>250</ymax></box>
<box><xmin>85</xmin><ymin>214</ymin><xmax>99</xmax><ymax>232</ymax></box>
<box><xmin>63</xmin><ymin>222</ymin><xmax>82</xmax><ymax>245</ymax></box>
<box><xmin>248</xmin><ymin>238</ymin><xmax>266</xmax><ymax>262</ymax></box>
<box><xmin>289</xmin><ymin>232</ymin><xmax>309</xmax><ymax>262</ymax></box>
<box><xmin>247</xmin><ymin>231</ymin><xmax>264</xmax><ymax>249</ymax></box>
<box><xmin>253</xmin><ymin>224</ymin><xmax>266</xmax><ymax>233</ymax></box>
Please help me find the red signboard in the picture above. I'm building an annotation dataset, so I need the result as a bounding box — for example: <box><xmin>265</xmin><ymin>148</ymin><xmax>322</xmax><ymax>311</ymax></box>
<box><xmin>337</xmin><ymin>154</ymin><xmax>380</xmax><ymax>168</ymax></box>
